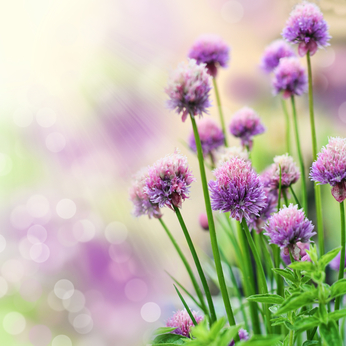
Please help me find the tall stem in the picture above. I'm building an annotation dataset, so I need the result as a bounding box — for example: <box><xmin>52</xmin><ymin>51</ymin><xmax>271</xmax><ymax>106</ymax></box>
<box><xmin>307</xmin><ymin>52</ymin><xmax>324</xmax><ymax>256</ymax></box>
<box><xmin>282</xmin><ymin>189</ymin><xmax>289</xmax><ymax>207</ymax></box>
<box><xmin>241</xmin><ymin>219</ymin><xmax>272</xmax><ymax>334</ymax></box>
<box><xmin>213</xmin><ymin>78</ymin><xmax>228</xmax><ymax>147</ymax></box>
<box><xmin>281</xmin><ymin>98</ymin><xmax>291</xmax><ymax>155</ymax></box>
<box><xmin>236</xmin><ymin>222</ymin><xmax>261</xmax><ymax>334</ymax></box>
<box><xmin>158</xmin><ymin>218</ymin><xmax>209</xmax><ymax>317</ymax></box>
<box><xmin>190</xmin><ymin>114</ymin><xmax>237</xmax><ymax>330</ymax></box>
<box><xmin>290</xmin><ymin>96</ymin><xmax>307</xmax><ymax>214</ymax></box>
<box><xmin>335</xmin><ymin>201</ymin><xmax>345</xmax><ymax>312</ymax></box>
<box><xmin>173</xmin><ymin>207</ymin><xmax>216</xmax><ymax>323</ymax></box>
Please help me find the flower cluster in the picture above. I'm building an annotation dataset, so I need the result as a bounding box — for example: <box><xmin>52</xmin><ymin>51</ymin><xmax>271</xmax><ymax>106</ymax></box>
<box><xmin>188</xmin><ymin>118</ymin><xmax>224</xmax><ymax>158</ymax></box>
<box><xmin>129</xmin><ymin>169</ymin><xmax>162</xmax><ymax>219</ymax></box>
<box><xmin>229</xmin><ymin>329</ymin><xmax>249</xmax><ymax>346</ymax></box>
<box><xmin>282</xmin><ymin>1</ymin><xmax>331</xmax><ymax>56</ymax></box>
<box><xmin>216</xmin><ymin>146</ymin><xmax>249</xmax><ymax>167</ymax></box>
<box><xmin>144</xmin><ymin>151</ymin><xmax>195</xmax><ymax>210</ymax></box>
<box><xmin>260</xmin><ymin>39</ymin><xmax>296</xmax><ymax>73</ymax></box>
<box><xmin>209</xmin><ymin>157</ymin><xmax>267</xmax><ymax>222</ymax></box>
<box><xmin>229</xmin><ymin>107</ymin><xmax>265</xmax><ymax>150</ymax></box>
<box><xmin>188</xmin><ymin>34</ymin><xmax>230</xmax><ymax>77</ymax></box>
<box><xmin>264</xmin><ymin>204</ymin><xmax>316</xmax><ymax>259</ymax></box>
<box><xmin>272</xmin><ymin>57</ymin><xmax>308</xmax><ymax>98</ymax></box>
<box><xmin>165</xmin><ymin>59</ymin><xmax>212</xmax><ymax>122</ymax></box>
<box><xmin>166</xmin><ymin>310</ymin><xmax>203</xmax><ymax>338</ymax></box>
<box><xmin>269</xmin><ymin>154</ymin><xmax>300</xmax><ymax>189</ymax></box>
<box><xmin>310</xmin><ymin>137</ymin><xmax>346</xmax><ymax>202</ymax></box>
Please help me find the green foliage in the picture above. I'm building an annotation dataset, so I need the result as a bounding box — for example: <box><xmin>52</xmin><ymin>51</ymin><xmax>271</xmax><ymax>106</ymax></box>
<box><xmin>319</xmin><ymin>321</ymin><xmax>342</xmax><ymax>346</ymax></box>
<box><xmin>152</xmin><ymin>333</ymin><xmax>188</xmax><ymax>345</ymax></box>
<box><xmin>239</xmin><ymin>335</ymin><xmax>283</xmax><ymax>345</ymax></box>
<box><xmin>247</xmin><ymin>294</ymin><xmax>284</xmax><ymax>305</ymax></box>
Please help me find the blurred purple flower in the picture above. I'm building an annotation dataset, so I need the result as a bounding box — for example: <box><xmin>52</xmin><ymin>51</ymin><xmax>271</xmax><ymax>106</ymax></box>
<box><xmin>270</xmin><ymin>154</ymin><xmax>300</xmax><ymax>189</ymax></box>
<box><xmin>264</xmin><ymin>204</ymin><xmax>316</xmax><ymax>260</ymax></box>
<box><xmin>260</xmin><ymin>39</ymin><xmax>296</xmax><ymax>73</ymax></box>
<box><xmin>165</xmin><ymin>59</ymin><xmax>212</xmax><ymax>122</ymax></box>
<box><xmin>188</xmin><ymin>118</ymin><xmax>224</xmax><ymax>159</ymax></box>
<box><xmin>199</xmin><ymin>213</ymin><xmax>209</xmax><ymax>231</ymax></box>
<box><xmin>272</xmin><ymin>57</ymin><xmax>308</xmax><ymax>98</ymax></box>
<box><xmin>229</xmin><ymin>328</ymin><xmax>249</xmax><ymax>346</ymax></box>
<box><xmin>229</xmin><ymin>107</ymin><xmax>265</xmax><ymax>150</ymax></box>
<box><xmin>216</xmin><ymin>146</ymin><xmax>249</xmax><ymax>168</ymax></box>
<box><xmin>145</xmin><ymin>150</ymin><xmax>195</xmax><ymax>210</ymax></box>
<box><xmin>282</xmin><ymin>1</ymin><xmax>331</xmax><ymax>57</ymax></box>
<box><xmin>209</xmin><ymin>157</ymin><xmax>267</xmax><ymax>223</ymax></box>
<box><xmin>330</xmin><ymin>250</ymin><xmax>346</xmax><ymax>271</ymax></box>
<box><xmin>129</xmin><ymin>168</ymin><xmax>162</xmax><ymax>219</ymax></box>
<box><xmin>310</xmin><ymin>137</ymin><xmax>346</xmax><ymax>202</ymax></box>
<box><xmin>166</xmin><ymin>309</ymin><xmax>203</xmax><ymax>338</ymax></box>
<box><xmin>188</xmin><ymin>34</ymin><xmax>230</xmax><ymax>77</ymax></box>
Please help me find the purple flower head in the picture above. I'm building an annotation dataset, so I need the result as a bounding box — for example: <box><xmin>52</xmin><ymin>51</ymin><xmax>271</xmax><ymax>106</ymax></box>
<box><xmin>229</xmin><ymin>329</ymin><xmax>249</xmax><ymax>346</ymax></box>
<box><xmin>310</xmin><ymin>137</ymin><xmax>346</xmax><ymax>202</ymax></box>
<box><xmin>330</xmin><ymin>251</ymin><xmax>346</xmax><ymax>271</ymax></box>
<box><xmin>199</xmin><ymin>213</ymin><xmax>209</xmax><ymax>231</ymax></box>
<box><xmin>260</xmin><ymin>39</ymin><xmax>296</xmax><ymax>73</ymax></box>
<box><xmin>144</xmin><ymin>150</ymin><xmax>195</xmax><ymax>210</ymax></box>
<box><xmin>216</xmin><ymin>146</ymin><xmax>249</xmax><ymax>168</ymax></box>
<box><xmin>188</xmin><ymin>34</ymin><xmax>230</xmax><ymax>77</ymax></box>
<box><xmin>229</xmin><ymin>107</ymin><xmax>265</xmax><ymax>150</ymax></box>
<box><xmin>188</xmin><ymin>118</ymin><xmax>225</xmax><ymax>158</ymax></box>
<box><xmin>129</xmin><ymin>169</ymin><xmax>162</xmax><ymax>219</ymax></box>
<box><xmin>264</xmin><ymin>204</ymin><xmax>316</xmax><ymax>260</ymax></box>
<box><xmin>282</xmin><ymin>242</ymin><xmax>310</xmax><ymax>265</ymax></box>
<box><xmin>166</xmin><ymin>309</ymin><xmax>203</xmax><ymax>338</ymax></box>
<box><xmin>270</xmin><ymin>154</ymin><xmax>300</xmax><ymax>188</ymax></box>
<box><xmin>272</xmin><ymin>57</ymin><xmax>308</xmax><ymax>98</ymax></box>
<box><xmin>209</xmin><ymin>157</ymin><xmax>267</xmax><ymax>223</ymax></box>
<box><xmin>165</xmin><ymin>59</ymin><xmax>212</xmax><ymax>122</ymax></box>
<box><xmin>282</xmin><ymin>1</ymin><xmax>331</xmax><ymax>57</ymax></box>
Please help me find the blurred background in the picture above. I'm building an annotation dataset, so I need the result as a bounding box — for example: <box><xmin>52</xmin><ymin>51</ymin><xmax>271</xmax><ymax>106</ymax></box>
<box><xmin>0</xmin><ymin>0</ymin><xmax>345</xmax><ymax>345</ymax></box>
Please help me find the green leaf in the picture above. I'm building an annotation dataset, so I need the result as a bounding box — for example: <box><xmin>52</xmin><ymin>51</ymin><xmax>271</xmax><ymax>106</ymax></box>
<box><xmin>275</xmin><ymin>290</ymin><xmax>318</xmax><ymax>315</ymax></box>
<box><xmin>302</xmin><ymin>341</ymin><xmax>320</xmax><ymax>346</ymax></box>
<box><xmin>218</xmin><ymin>325</ymin><xmax>242</xmax><ymax>346</ymax></box>
<box><xmin>247</xmin><ymin>294</ymin><xmax>284</xmax><ymax>305</ymax></box>
<box><xmin>328</xmin><ymin>308</ymin><xmax>346</xmax><ymax>321</ymax></box>
<box><xmin>319</xmin><ymin>321</ymin><xmax>342</xmax><ymax>346</ymax></box>
<box><xmin>288</xmin><ymin>261</ymin><xmax>313</xmax><ymax>271</ymax></box>
<box><xmin>272</xmin><ymin>268</ymin><xmax>297</xmax><ymax>284</ymax></box>
<box><xmin>330</xmin><ymin>279</ymin><xmax>346</xmax><ymax>299</ymax></box>
<box><xmin>291</xmin><ymin>316</ymin><xmax>319</xmax><ymax>332</ymax></box>
<box><xmin>319</xmin><ymin>247</ymin><xmax>341</xmax><ymax>268</ymax></box>
<box><xmin>152</xmin><ymin>333</ymin><xmax>188</xmax><ymax>345</ymax></box>
<box><xmin>208</xmin><ymin>317</ymin><xmax>227</xmax><ymax>340</ymax></box>
<box><xmin>153</xmin><ymin>327</ymin><xmax>179</xmax><ymax>335</ymax></box>
<box><xmin>239</xmin><ymin>335</ymin><xmax>283</xmax><ymax>346</ymax></box>
<box><xmin>174</xmin><ymin>285</ymin><xmax>198</xmax><ymax>326</ymax></box>
<box><xmin>270</xmin><ymin>317</ymin><xmax>289</xmax><ymax>326</ymax></box>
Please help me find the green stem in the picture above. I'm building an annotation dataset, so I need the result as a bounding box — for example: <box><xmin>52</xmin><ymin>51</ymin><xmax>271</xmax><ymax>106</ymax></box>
<box><xmin>289</xmin><ymin>185</ymin><xmax>301</xmax><ymax>209</ymax></box>
<box><xmin>174</xmin><ymin>285</ymin><xmax>198</xmax><ymax>326</ymax></box>
<box><xmin>173</xmin><ymin>207</ymin><xmax>217</xmax><ymax>324</ymax></box>
<box><xmin>237</xmin><ymin>222</ymin><xmax>261</xmax><ymax>334</ymax></box>
<box><xmin>241</xmin><ymin>219</ymin><xmax>272</xmax><ymax>334</ymax></box>
<box><xmin>213</xmin><ymin>78</ymin><xmax>228</xmax><ymax>147</ymax></box>
<box><xmin>260</xmin><ymin>233</ymin><xmax>275</xmax><ymax>292</ymax></box>
<box><xmin>159</xmin><ymin>219</ymin><xmax>209</xmax><ymax>317</ymax></box>
<box><xmin>281</xmin><ymin>98</ymin><xmax>291</xmax><ymax>155</ymax></box>
<box><xmin>190</xmin><ymin>114</ymin><xmax>237</xmax><ymax>330</ymax></box>
<box><xmin>282</xmin><ymin>189</ymin><xmax>289</xmax><ymax>207</ymax></box>
<box><xmin>290</xmin><ymin>96</ymin><xmax>307</xmax><ymax>214</ymax></box>
<box><xmin>335</xmin><ymin>201</ymin><xmax>345</xmax><ymax>312</ymax></box>
<box><xmin>307</xmin><ymin>52</ymin><xmax>324</xmax><ymax>256</ymax></box>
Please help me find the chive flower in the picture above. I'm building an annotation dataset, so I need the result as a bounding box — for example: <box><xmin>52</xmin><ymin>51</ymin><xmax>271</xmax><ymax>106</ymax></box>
<box><xmin>144</xmin><ymin>150</ymin><xmax>195</xmax><ymax>210</ymax></box>
<box><xmin>310</xmin><ymin>137</ymin><xmax>346</xmax><ymax>203</ymax></box>
<box><xmin>264</xmin><ymin>204</ymin><xmax>316</xmax><ymax>260</ymax></box>
<box><xmin>270</xmin><ymin>154</ymin><xmax>300</xmax><ymax>189</ymax></box>
<box><xmin>209</xmin><ymin>157</ymin><xmax>267</xmax><ymax>223</ymax></box>
<box><xmin>282</xmin><ymin>1</ymin><xmax>331</xmax><ymax>57</ymax></box>
<box><xmin>188</xmin><ymin>34</ymin><xmax>230</xmax><ymax>77</ymax></box>
<box><xmin>282</xmin><ymin>242</ymin><xmax>310</xmax><ymax>265</ymax></box>
<box><xmin>330</xmin><ymin>251</ymin><xmax>346</xmax><ymax>272</ymax></box>
<box><xmin>188</xmin><ymin>118</ymin><xmax>224</xmax><ymax>159</ymax></box>
<box><xmin>165</xmin><ymin>59</ymin><xmax>212</xmax><ymax>122</ymax></box>
<box><xmin>260</xmin><ymin>39</ymin><xmax>296</xmax><ymax>73</ymax></box>
<box><xmin>272</xmin><ymin>57</ymin><xmax>308</xmax><ymax>98</ymax></box>
<box><xmin>229</xmin><ymin>107</ymin><xmax>265</xmax><ymax>150</ymax></box>
<box><xmin>166</xmin><ymin>309</ymin><xmax>203</xmax><ymax>338</ymax></box>
<box><xmin>229</xmin><ymin>329</ymin><xmax>249</xmax><ymax>346</ymax></box>
<box><xmin>129</xmin><ymin>169</ymin><xmax>162</xmax><ymax>219</ymax></box>
<box><xmin>216</xmin><ymin>146</ymin><xmax>249</xmax><ymax>167</ymax></box>
<box><xmin>199</xmin><ymin>213</ymin><xmax>209</xmax><ymax>231</ymax></box>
